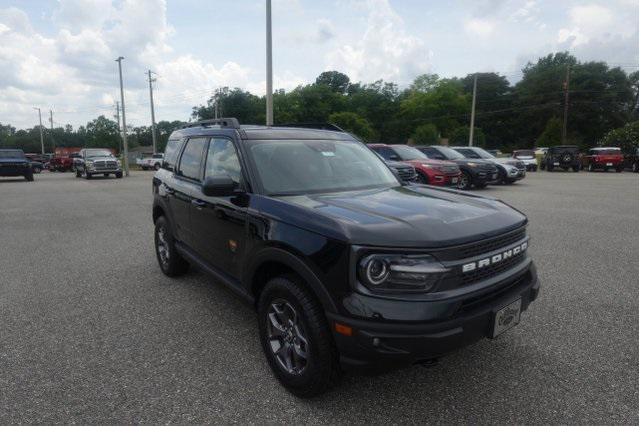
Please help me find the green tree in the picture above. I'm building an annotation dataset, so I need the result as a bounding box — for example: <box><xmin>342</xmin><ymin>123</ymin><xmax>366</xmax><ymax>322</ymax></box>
<box><xmin>328</xmin><ymin>112</ymin><xmax>375</xmax><ymax>141</ymax></box>
<box><xmin>600</xmin><ymin>121</ymin><xmax>639</xmax><ymax>153</ymax></box>
<box><xmin>85</xmin><ymin>116</ymin><xmax>120</xmax><ymax>150</ymax></box>
<box><xmin>315</xmin><ymin>71</ymin><xmax>350</xmax><ymax>94</ymax></box>
<box><xmin>449</xmin><ymin>126</ymin><xmax>486</xmax><ymax>147</ymax></box>
<box><xmin>536</xmin><ymin>117</ymin><xmax>563</xmax><ymax>147</ymax></box>
<box><xmin>411</xmin><ymin>124</ymin><xmax>439</xmax><ymax>145</ymax></box>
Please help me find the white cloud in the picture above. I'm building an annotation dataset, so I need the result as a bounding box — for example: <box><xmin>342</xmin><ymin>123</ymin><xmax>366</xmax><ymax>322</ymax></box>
<box><xmin>557</xmin><ymin>4</ymin><xmax>616</xmax><ymax>47</ymax></box>
<box><xmin>326</xmin><ymin>0</ymin><xmax>431</xmax><ymax>84</ymax></box>
<box><xmin>464</xmin><ymin>18</ymin><xmax>495</xmax><ymax>37</ymax></box>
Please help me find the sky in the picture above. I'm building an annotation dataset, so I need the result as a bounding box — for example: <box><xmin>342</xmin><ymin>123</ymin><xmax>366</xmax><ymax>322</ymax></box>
<box><xmin>1</xmin><ymin>0</ymin><xmax>638</xmax><ymax>130</ymax></box>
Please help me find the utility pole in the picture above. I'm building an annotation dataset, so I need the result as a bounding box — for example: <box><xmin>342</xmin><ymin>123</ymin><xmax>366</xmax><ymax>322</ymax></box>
<box><xmin>147</xmin><ymin>70</ymin><xmax>158</xmax><ymax>154</ymax></box>
<box><xmin>214</xmin><ymin>88</ymin><xmax>219</xmax><ymax>119</ymax></box>
<box><xmin>49</xmin><ymin>110</ymin><xmax>55</xmax><ymax>153</ymax></box>
<box><xmin>265</xmin><ymin>0</ymin><xmax>273</xmax><ymax>126</ymax></box>
<box><xmin>33</xmin><ymin>107</ymin><xmax>44</xmax><ymax>154</ymax></box>
<box><xmin>115</xmin><ymin>101</ymin><xmax>123</xmax><ymax>155</ymax></box>
<box><xmin>468</xmin><ymin>73</ymin><xmax>478</xmax><ymax>146</ymax></box>
<box><xmin>562</xmin><ymin>64</ymin><xmax>571</xmax><ymax>144</ymax></box>
<box><xmin>116</xmin><ymin>57</ymin><xmax>129</xmax><ymax>177</ymax></box>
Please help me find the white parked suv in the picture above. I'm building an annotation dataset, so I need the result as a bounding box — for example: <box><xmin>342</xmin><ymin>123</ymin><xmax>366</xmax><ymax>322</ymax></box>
<box><xmin>136</xmin><ymin>154</ymin><xmax>164</xmax><ymax>170</ymax></box>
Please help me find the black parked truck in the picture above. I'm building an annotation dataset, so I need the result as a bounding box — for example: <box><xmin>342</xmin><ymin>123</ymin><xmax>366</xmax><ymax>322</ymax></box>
<box><xmin>0</xmin><ymin>149</ymin><xmax>34</xmax><ymax>181</ymax></box>
<box><xmin>151</xmin><ymin>119</ymin><xmax>540</xmax><ymax>397</ymax></box>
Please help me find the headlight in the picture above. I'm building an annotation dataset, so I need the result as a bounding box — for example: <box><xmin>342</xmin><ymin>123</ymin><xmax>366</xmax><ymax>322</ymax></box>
<box><xmin>86</xmin><ymin>160</ymin><xmax>94</xmax><ymax>167</ymax></box>
<box><xmin>357</xmin><ymin>254</ymin><xmax>448</xmax><ymax>293</ymax></box>
<box><xmin>467</xmin><ymin>162</ymin><xmax>479</xmax><ymax>167</ymax></box>
<box><xmin>420</xmin><ymin>163</ymin><xmax>432</xmax><ymax>168</ymax></box>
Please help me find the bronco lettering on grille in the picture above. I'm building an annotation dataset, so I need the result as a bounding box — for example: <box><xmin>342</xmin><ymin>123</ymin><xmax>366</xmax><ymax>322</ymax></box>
<box><xmin>462</xmin><ymin>241</ymin><xmax>528</xmax><ymax>273</ymax></box>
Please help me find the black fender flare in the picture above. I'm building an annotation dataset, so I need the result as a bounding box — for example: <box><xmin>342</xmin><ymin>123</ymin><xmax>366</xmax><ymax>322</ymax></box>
<box><xmin>244</xmin><ymin>247</ymin><xmax>338</xmax><ymax>314</ymax></box>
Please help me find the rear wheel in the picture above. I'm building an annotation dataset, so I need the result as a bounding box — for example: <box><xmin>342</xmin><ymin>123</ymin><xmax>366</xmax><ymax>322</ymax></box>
<box><xmin>154</xmin><ymin>163</ymin><xmax>161</xmax><ymax>171</ymax></box>
<box><xmin>24</xmin><ymin>172</ymin><xmax>34</xmax><ymax>182</ymax></box>
<box><xmin>258</xmin><ymin>276</ymin><xmax>340</xmax><ymax>398</ymax></box>
<box><xmin>154</xmin><ymin>216</ymin><xmax>189</xmax><ymax>276</ymax></box>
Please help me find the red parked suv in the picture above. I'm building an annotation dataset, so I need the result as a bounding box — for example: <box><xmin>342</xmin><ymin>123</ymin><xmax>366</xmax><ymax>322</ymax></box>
<box><xmin>369</xmin><ymin>144</ymin><xmax>461</xmax><ymax>186</ymax></box>
<box><xmin>581</xmin><ymin>147</ymin><xmax>624</xmax><ymax>172</ymax></box>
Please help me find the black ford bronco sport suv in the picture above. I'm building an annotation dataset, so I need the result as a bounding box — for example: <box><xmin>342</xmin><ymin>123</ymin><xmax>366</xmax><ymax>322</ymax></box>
<box><xmin>0</xmin><ymin>149</ymin><xmax>34</xmax><ymax>181</ymax></box>
<box><xmin>152</xmin><ymin>119</ymin><xmax>540</xmax><ymax>397</ymax></box>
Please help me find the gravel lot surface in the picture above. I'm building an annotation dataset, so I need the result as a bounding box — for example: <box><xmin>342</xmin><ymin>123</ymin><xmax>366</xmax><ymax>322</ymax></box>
<box><xmin>1</xmin><ymin>171</ymin><xmax>637</xmax><ymax>424</ymax></box>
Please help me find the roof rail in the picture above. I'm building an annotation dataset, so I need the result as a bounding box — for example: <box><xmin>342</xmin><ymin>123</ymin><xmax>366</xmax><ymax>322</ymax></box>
<box><xmin>278</xmin><ymin>122</ymin><xmax>345</xmax><ymax>132</ymax></box>
<box><xmin>181</xmin><ymin>118</ymin><xmax>240</xmax><ymax>129</ymax></box>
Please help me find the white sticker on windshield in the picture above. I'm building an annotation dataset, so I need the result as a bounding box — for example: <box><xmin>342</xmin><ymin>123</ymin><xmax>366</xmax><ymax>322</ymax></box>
<box><xmin>321</xmin><ymin>151</ymin><xmax>335</xmax><ymax>157</ymax></box>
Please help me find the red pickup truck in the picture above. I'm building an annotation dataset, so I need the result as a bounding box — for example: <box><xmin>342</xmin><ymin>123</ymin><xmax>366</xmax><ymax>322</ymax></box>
<box><xmin>49</xmin><ymin>153</ymin><xmax>81</xmax><ymax>172</ymax></box>
<box><xmin>581</xmin><ymin>147</ymin><xmax>624</xmax><ymax>172</ymax></box>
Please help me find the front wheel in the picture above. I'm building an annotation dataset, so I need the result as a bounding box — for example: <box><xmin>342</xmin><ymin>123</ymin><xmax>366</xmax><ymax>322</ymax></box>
<box><xmin>457</xmin><ymin>171</ymin><xmax>472</xmax><ymax>190</ymax></box>
<box><xmin>154</xmin><ymin>163</ymin><xmax>161</xmax><ymax>171</ymax></box>
<box><xmin>115</xmin><ymin>171</ymin><xmax>123</xmax><ymax>179</ymax></box>
<box><xmin>154</xmin><ymin>216</ymin><xmax>189</xmax><ymax>276</ymax></box>
<box><xmin>24</xmin><ymin>172</ymin><xmax>34</xmax><ymax>182</ymax></box>
<box><xmin>633</xmin><ymin>162</ymin><xmax>638</xmax><ymax>173</ymax></box>
<box><xmin>258</xmin><ymin>276</ymin><xmax>340</xmax><ymax>398</ymax></box>
<box><xmin>416</xmin><ymin>171</ymin><xmax>429</xmax><ymax>184</ymax></box>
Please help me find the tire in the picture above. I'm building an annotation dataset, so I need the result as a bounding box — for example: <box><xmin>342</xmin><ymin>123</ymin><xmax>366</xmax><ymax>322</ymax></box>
<box><xmin>24</xmin><ymin>172</ymin><xmax>34</xmax><ymax>182</ymax></box>
<box><xmin>154</xmin><ymin>216</ymin><xmax>189</xmax><ymax>277</ymax></box>
<box><xmin>588</xmin><ymin>163</ymin><xmax>594</xmax><ymax>172</ymax></box>
<box><xmin>573</xmin><ymin>166</ymin><xmax>580</xmax><ymax>172</ymax></box>
<box><xmin>76</xmin><ymin>169</ymin><xmax>82</xmax><ymax>178</ymax></box>
<box><xmin>115</xmin><ymin>172</ymin><xmax>123</xmax><ymax>179</ymax></box>
<box><xmin>85</xmin><ymin>172</ymin><xmax>92</xmax><ymax>180</ymax></box>
<box><xmin>616</xmin><ymin>166</ymin><xmax>623</xmax><ymax>173</ymax></box>
<box><xmin>154</xmin><ymin>163</ymin><xmax>161</xmax><ymax>171</ymax></box>
<box><xmin>416</xmin><ymin>171</ymin><xmax>429</xmax><ymax>184</ymax></box>
<box><xmin>457</xmin><ymin>170</ymin><xmax>472</xmax><ymax>190</ymax></box>
<box><xmin>258</xmin><ymin>275</ymin><xmax>340</xmax><ymax>398</ymax></box>
<box><xmin>633</xmin><ymin>162</ymin><xmax>639</xmax><ymax>173</ymax></box>
<box><xmin>547</xmin><ymin>164</ymin><xmax>554</xmax><ymax>172</ymax></box>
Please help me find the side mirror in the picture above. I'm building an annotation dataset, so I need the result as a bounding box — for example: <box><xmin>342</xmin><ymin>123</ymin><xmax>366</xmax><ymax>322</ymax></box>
<box><xmin>202</xmin><ymin>175</ymin><xmax>238</xmax><ymax>197</ymax></box>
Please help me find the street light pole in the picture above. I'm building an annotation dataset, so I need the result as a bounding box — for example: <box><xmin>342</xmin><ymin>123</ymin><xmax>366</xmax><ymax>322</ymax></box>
<box><xmin>468</xmin><ymin>73</ymin><xmax>478</xmax><ymax>147</ymax></box>
<box><xmin>265</xmin><ymin>0</ymin><xmax>273</xmax><ymax>126</ymax></box>
<box><xmin>33</xmin><ymin>107</ymin><xmax>44</xmax><ymax>154</ymax></box>
<box><xmin>116</xmin><ymin>56</ymin><xmax>129</xmax><ymax>177</ymax></box>
<box><xmin>147</xmin><ymin>70</ymin><xmax>158</xmax><ymax>154</ymax></box>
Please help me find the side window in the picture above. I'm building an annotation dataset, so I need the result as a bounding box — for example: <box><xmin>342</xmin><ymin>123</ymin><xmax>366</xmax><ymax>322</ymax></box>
<box><xmin>375</xmin><ymin>147</ymin><xmax>395</xmax><ymax>161</ymax></box>
<box><xmin>458</xmin><ymin>149</ymin><xmax>479</xmax><ymax>159</ymax></box>
<box><xmin>163</xmin><ymin>138</ymin><xmax>184</xmax><ymax>171</ymax></box>
<box><xmin>177</xmin><ymin>137</ymin><xmax>208</xmax><ymax>181</ymax></box>
<box><xmin>205</xmin><ymin>138</ymin><xmax>242</xmax><ymax>184</ymax></box>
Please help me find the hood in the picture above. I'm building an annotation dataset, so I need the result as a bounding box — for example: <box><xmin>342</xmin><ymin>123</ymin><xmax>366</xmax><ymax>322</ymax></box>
<box><xmin>405</xmin><ymin>158</ymin><xmax>456</xmax><ymax>167</ymax></box>
<box><xmin>491</xmin><ymin>158</ymin><xmax>519</xmax><ymax>166</ymax></box>
<box><xmin>448</xmin><ymin>158</ymin><xmax>495</xmax><ymax>168</ymax></box>
<box><xmin>258</xmin><ymin>185</ymin><xmax>527</xmax><ymax>248</ymax></box>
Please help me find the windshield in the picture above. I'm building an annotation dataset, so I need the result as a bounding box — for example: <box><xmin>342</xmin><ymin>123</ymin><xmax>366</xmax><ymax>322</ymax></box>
<box><xmin>436</xmin><ymin>146</ymin><xmax>465</xmax><ymax>160</ymax></box>
<box><xmin>0</xmin><ymin>150</ymin><xmax>25</xmax><ymax>159</ymax></box>
<box><xmin>248</xmin><ymin>140</ymin><xmax>399</xmax><ymax>195</ymax></box>
<box><xmin>470</xmin><ymin>148</ymin><xmax>495</xmax><ymax>159</ymax></box>
<box><xmin>86</xmin><ymin>150</ymin><xmax>113</xmax><ymax>158</ymax></box>
<box><xmin>391</xmin><ymin>145</ymin><xmax>427</xmax><ymax>161</ymax></box>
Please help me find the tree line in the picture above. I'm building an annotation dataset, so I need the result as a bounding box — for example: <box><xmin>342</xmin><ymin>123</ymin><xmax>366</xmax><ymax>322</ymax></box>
<box><xmin>2</xmin><ymin>52</ymin><xmax>638</xmax><ymax>155</ymax></box>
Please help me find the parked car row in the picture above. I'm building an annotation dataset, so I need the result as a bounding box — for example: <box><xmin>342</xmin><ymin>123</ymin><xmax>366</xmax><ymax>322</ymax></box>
<box><xmin>539</xmin><ymin>145</ymin><xmax>638</xmax><ymax>173</ymax></box>
<box><xmin>136</xmin><ymin>153</ymin><xmax>164</xmax><ymax>170</ymax></box>
<box><xmin>369</xmin><ymin>144</ymin><xmax>526</xmax><ymax>190</ymax></box>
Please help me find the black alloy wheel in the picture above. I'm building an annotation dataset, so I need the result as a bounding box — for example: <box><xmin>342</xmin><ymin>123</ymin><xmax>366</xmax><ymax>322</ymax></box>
<box><xmin>258</xmin><ymin>276</ymin><xmax>340</xmax><ymax>397</ymax></box>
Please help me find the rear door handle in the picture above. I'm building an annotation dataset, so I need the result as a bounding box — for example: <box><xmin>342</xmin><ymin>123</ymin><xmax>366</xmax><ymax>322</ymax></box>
<box><xmin>191</xmin><ymin>199</ymin><xmax>206</xmax><ymax>208</ymax></box>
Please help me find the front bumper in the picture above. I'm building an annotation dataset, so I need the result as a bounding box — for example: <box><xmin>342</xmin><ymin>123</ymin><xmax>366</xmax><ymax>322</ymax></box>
<box><xmin>87</xmin><ymin>168</ymin><xmax>122</xmax><ymax>174</ymax></box>
<box><xmin>430</xmin><ymin>173</ymin><xmax>462</xmax><ymax>187</ymax></box>
<box><xmin>471</xmin><ymin>169</ymin><xmax>500</xmax><ymax>184</ymax></box>
<box><xmin>328</xmin><ymin>261</ymin><xmax>540</xmax><ymax>373</ymax></box>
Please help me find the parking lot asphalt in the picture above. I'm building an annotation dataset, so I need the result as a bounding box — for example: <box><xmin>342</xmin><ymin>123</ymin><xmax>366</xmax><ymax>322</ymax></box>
<box><xmin>1</xmin><ymin>170</ymin><xmax>638</xmax><ymax>424</ymax></box>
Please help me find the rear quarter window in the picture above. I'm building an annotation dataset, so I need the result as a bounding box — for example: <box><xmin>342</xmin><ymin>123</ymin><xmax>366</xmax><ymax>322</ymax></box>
<box><xmin>163</xmin><ymin>138</ymin><xmax>184</xmax><ymax>171</ymax></box>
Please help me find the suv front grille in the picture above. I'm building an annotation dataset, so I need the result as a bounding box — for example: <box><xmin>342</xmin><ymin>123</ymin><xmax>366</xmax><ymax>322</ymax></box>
<box><xmin>457</xmin><ymin>271</ymin><xmax>531</xmax><ymax>314</ymax></box>
<box><xmin>395</xmin><ymin>166</ymin><xmax>417</xmax><ymax>181</ymax></box>
<box><xmin>457</xmin><ymin>228</ymin><xmax>526</xmax><ymax>259</ymax></box>
<box><xmin>440</xmin><ymin>165</ymin><xmax>460</xmax><ymax>174</ymax></box>
<box><xmin>461</xmin><ymin>251</ymin><xmax>526</xmax><ymax>284</ymax></box>
<box><xmin>94</xmin><ymin>160</ymin><xmax>118</xmax><ymax>170</ymax></box>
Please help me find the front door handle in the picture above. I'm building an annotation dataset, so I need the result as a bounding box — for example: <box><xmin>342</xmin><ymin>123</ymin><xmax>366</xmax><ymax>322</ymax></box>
<box><xmin>191</xmin><ymin>199</ymin><xmax>206</xmax><ymax>208</ymax></box>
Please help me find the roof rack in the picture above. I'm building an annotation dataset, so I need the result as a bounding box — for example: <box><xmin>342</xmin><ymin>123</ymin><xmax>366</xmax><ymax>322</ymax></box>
<box><xmin>278</xmin><ymin>122</ymin><xmax>346</xmax><ymax>132</ymax></box>
<box><xmin>181</xmin><ymin>118</ymin><xmax>240</xmax><ymax>129</ymax></box>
